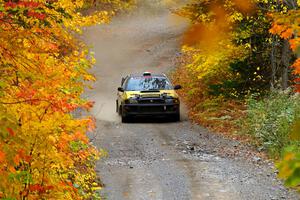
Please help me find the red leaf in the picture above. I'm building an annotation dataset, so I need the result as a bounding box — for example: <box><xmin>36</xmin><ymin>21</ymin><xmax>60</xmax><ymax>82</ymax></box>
<box><xmin>29</xmin><ymin>184</ymin><xmax>43</xmax><ymax>192</ymax></box>
<box><xmin>7</xmin><ymin>127</ymin><xmax>15</xmax><ymax>136</ymax></box>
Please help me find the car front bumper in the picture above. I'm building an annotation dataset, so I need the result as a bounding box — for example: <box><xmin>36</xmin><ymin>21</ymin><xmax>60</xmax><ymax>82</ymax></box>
<box><xmin>122</xmin><ymin>103</ymin><xmax>180</xmax><ymax>116</ymax></box>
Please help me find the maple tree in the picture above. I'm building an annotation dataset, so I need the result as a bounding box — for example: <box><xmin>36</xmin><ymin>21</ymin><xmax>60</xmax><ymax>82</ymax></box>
<box><xmin>269</xmin><ymin>4</ymin><xmax>300</xmax><ymax>92</ymax></box>
<box><xmin>0</xmin><ymin>0</ymin><xmax>133</xmax><ymax>199</ymax></box>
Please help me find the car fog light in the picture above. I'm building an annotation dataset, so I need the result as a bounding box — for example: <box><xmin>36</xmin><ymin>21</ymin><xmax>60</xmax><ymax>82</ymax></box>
<box><xmin>165</xmin><ymin>98</ymin><xmax>179</xmax><ymax>103</ymax></box>
<box><xmin>129</xmin><ymin>98</ymin><xmax>138</xmax><ymax>104</ymax></box>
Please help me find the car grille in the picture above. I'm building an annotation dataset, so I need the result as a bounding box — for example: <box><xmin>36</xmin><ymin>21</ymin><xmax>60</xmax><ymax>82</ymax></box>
<box><xmin>138</xmin><ymin>99</ymin><xmax>165</xmax><ymax>104</ymax></box>
<box><xmin>125</xmin><ymin>105</ymin><xmax>178</xmax><ymax>113</ymax></box>
<box><xmin>141</xmin><ymin>94</ymin><xmax>161</xmax><ymax>98</ymax></box>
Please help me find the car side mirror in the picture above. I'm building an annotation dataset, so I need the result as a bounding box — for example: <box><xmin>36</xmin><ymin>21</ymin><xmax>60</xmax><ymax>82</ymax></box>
<box><xmin>121</xmin><ymin>77</ymin><xmax>126</xmax><ymax>86</ymax></box>
<box><xmin>118</xmin><ymin>87</ymin><xmax>124</xmax><ymax>92</ymax></box>
<box><xmin>174</xmin><ymin>85</ymin><xmax>182</xmax><ymax>90</ymax></box>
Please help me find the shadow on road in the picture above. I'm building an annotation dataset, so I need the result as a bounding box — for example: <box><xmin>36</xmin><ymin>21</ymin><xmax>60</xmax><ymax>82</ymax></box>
<box><xmin>124</xmin><ymin>116</ymin><xmax>181</xmax><ymax>124</ymax></box>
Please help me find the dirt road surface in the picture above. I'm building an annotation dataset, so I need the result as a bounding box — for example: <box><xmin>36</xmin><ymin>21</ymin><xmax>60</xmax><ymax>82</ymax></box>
<box><xmin>83</xmin><ymin>2</ymin><xmax>299</xmax><ymax>200</ymax></box>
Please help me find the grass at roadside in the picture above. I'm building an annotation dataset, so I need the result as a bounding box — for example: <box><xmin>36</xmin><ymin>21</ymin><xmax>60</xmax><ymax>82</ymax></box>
<box><xmin>242</xmin><ymin>91</ymin><xmax>300</xmax><ymax>158</ymax></box>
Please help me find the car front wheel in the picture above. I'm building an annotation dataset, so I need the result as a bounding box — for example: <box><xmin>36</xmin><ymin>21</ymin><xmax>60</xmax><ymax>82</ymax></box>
<box><xmin>121</xmin><ymin>113</ymin><xmax>132</xmax><ymax>123</ymax></box>
<box><xmin>172</xmin><ymin>112</ymin><xmax>180</xmax><ymax>122</ymax></box>
<box><xmin>116</xmin><ymin>100</ymin><xmax>119</xmax><ymax>113</ymax></box>
<box><xmin>120</xmin><ymin>106</ymin><xmax>130</xmax><ymax>123</ymax></box>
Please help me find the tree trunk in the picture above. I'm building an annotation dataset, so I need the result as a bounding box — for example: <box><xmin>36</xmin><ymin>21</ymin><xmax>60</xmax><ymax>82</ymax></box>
<box><xmin>270</xmin><ymin>35</ymin><xmax>278</xmax><ymax>89</ymax></box>
<box><xmin>281</xmin><ymin>39</ymin><xmax>291</xmax><ymax>90</ymax></box>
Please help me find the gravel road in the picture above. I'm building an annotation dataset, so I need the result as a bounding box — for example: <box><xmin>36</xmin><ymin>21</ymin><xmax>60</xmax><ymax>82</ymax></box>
<box><xmin>83</xmin><ymin>1</ymin><xmax>299</xmax><ymax>200</ymax></box>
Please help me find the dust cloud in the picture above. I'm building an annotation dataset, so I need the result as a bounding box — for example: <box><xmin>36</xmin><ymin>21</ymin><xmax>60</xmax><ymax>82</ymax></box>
<box><xmin>83</xmin><ymin>0</ymin><xmax>188</xmax><ymax>122</ymax></box>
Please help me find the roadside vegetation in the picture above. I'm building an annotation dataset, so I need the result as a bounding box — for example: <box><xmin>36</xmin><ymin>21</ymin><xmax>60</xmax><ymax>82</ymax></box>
<box><xmin>172</xmin><ymin>0</ymin><xmax>300</xmax><ymax>191</ymax></box>
<box><xmin>0</xmin><ymin>0</ymin><xmax>134</xmax><ymax>199</ymax></box>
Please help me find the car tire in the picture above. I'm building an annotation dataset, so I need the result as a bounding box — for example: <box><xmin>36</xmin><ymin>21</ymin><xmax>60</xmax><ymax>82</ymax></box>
<box><xmin>116</xmin><ymin>101</ymin><xmax>119</xmax><ymax>113</ymax></box>
<box><xmin>118</xmin><ymin>105</ymin><xmax>122</xmax><ymax>115</ymax></box>
<box><xmin>172</xmin><ymin>112</ymin><xmax>180</xmax><ymax>122</ymax></box>
<box><xmin>121</xmin><ymin>115</ymin><xmax>131</xmax><ymax>123</ymax></box>
<box><xmin>119</xmin><ymin>106</ymin><xmax>130</xmax><ymax>123</ymax></box>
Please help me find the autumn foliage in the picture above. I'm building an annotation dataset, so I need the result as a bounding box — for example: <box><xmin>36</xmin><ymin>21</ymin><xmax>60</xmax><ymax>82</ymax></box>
<box><xmin>269</xmin><ymin>9</ymin><xmax>300</xmax><ymax>92</ymax></box>
<box><xmin>173</xmin><ymin>0</ymin><xmax>300</xmax><ymax>191</ymax></box>
<box><xmin>0</xmin><ymin>0</ymin><xmax>126</xmax><ymax>199</ymax></box>
<box><xmin>173</xmin><ymin>0</ymin><xmax>300</xmax><ymax>130</ymax></box>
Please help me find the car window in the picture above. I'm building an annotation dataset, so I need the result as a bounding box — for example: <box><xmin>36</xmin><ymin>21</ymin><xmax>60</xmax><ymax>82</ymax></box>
<box><xmin>125</xmin><ymin>76</ymin><xmax>172</xmax><ymax>91</ymax></box>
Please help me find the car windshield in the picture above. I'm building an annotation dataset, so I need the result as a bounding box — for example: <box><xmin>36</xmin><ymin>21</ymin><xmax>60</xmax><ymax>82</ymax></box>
<box><xmin>125</xmin><ymin>76</ymin><xmax>173</xmax><ymax>91</ymax></box>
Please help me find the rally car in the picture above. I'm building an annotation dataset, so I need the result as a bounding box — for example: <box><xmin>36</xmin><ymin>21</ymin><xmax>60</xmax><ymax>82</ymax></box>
<box><xmin>116</xmin><ymin>72</ymin><xmax>182</xmax><ymax>122</ymax></box>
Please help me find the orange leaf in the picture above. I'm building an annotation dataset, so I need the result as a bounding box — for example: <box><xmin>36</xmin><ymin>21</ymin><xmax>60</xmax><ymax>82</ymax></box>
<box><xmin>0</xmin><ymin>151</ymin><xmax>5</xmax><ymax>163</ymax></box>
<box><xmin>9</xmin><ymin>166</ymin><xmax>16</xmax><ymax>173</ymax></box>
<box><xmin>13</xmin><ymin>154</ymin><xmax>20</xmax><ymax>165</ymax></box>
<box><xmin>281</xmin><ymin>28</ymin><xmax>293</xmax><ymax>39</ymax></box>
<box><xmin>289</xmin><ymin>38</ymin><xmax>300</xmax><ymax>51</ymax></box>
<box><xmin>292</xmin><ymin>58</ymin><xmax>300</xmax><ymax>75</ymax></box>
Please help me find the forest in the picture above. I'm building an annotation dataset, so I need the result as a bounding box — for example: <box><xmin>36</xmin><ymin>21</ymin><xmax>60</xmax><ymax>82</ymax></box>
<box><xmin>0</xmin><ymin>0</ymin><xmax>299</xmax><ymax>199</ymax></box>
<box><xmin>173</xmin><ymin>0</ymin><xmax>300</xmax><ymax>191</ymax></box>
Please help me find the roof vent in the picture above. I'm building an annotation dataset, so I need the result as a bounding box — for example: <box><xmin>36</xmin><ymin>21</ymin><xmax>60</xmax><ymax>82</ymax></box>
<box><xmin>143</xmin><ymin>72</ymin><xmax>152</xmax><ymax>76</ymax></box>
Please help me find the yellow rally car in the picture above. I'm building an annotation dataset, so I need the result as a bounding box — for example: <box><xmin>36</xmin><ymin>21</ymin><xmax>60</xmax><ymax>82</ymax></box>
<box><xmin>116</xmin><ymin>72</ymin><xmax>182</xmax><ymax>123</ymax></box>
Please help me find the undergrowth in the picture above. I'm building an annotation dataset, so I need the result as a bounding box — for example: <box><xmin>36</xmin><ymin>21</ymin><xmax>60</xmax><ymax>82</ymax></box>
<box><xmin>172</xmin><ymin>63</ymin><xmax>300</xmax><ymax>159</ymax></box>
<box><xmin>243</xmin><ymin>91</ymin><xmax>300</xmax><ymax>158</ymax></box>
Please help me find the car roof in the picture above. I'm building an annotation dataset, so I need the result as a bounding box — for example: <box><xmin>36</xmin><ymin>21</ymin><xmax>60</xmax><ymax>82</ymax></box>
<box><xmin>128</xmin><ymin>73</ymin><xmax>167</xmax><ymax>78</ymax></box>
